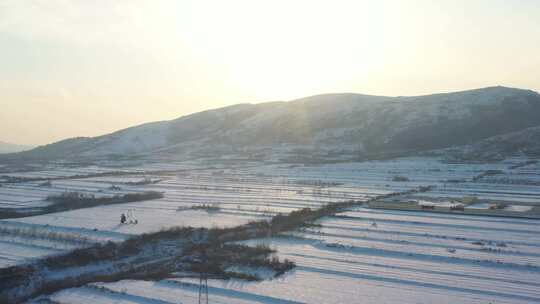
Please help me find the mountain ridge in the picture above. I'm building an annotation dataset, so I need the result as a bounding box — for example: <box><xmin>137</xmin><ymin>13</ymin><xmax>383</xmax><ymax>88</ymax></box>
<box><xmin>0</xmin><ymin>141</ymin><xmax>33</xmax><ymax>154</ymax></box>
<box><xmin>4</xmin><ymin>86</ymin><xmax>540</xmax><ymax>162</ymax></box>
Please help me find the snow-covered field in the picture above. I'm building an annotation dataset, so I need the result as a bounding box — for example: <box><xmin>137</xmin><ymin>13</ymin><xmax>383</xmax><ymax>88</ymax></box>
<box><xmin>40</xmin><ymin>206</ymin><xmax>540</xmax><ymax>304</ymax></box>
<box><xmin>2</xmin><ymin>156</ymin><xmax>540</xmax><ymax>303</ymax></box>
<box><xmin>0</xmin><ymin>161</ymin><xmax>387</xmax><ymax>267</ymax></box>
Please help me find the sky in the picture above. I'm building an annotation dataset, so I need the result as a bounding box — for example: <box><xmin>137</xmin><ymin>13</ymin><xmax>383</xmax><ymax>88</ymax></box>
<box><xmin>1</xmin><ymin>0</ymin><xmax>540</xmax><ymax>146</ymax></box>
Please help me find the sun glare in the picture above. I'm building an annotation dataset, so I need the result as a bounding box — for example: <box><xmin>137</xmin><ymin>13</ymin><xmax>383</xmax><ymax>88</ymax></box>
<box><xmin>163</xmin><ymin>1</ymin><xmax>397</xmax><ymax>100</ymax></box>
<box><xmin>1</xmin><ymin>0</ymin><xmax>539</xmax><ymax>144</ymax></box>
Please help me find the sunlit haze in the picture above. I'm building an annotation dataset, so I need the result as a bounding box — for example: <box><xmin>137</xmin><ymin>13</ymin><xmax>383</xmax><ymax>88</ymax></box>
<box><xmin>1</xmin><ymin>0</ymin><xmax>539</xmax><ymax>145</ymax></box>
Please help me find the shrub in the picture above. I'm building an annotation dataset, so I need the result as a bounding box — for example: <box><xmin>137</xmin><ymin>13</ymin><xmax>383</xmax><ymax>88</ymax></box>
<box><xmin>392</xmin><ymin>175</ymin><xmax>410</xmax><ymax>182</ymax></box>
<box><xmin>190</xmin><ymin>204</ymin><xmax>221</xmax><ymax>213</ymax></box>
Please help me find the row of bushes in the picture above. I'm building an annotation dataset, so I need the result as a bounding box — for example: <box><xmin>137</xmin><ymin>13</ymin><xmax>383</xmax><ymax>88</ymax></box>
<box><xmin>472</xmin><ymin>169</ymin><xmax>504</xmax><ymax>182</ymax></box>
<box><xmin>44</xmin><ymin>191</ymin><xmax>163</xmax><ymax>212</ymax></box>
<box><xmin>177</xmin><ymin>204</ymin><xmax>221</xmax><ymax>213</ymax></box>
<box><xmin>0</xmin><ymin>170</ymin><xmax>138</xmax><ymax>184</ymax></box>
<box><xmin>0</xmin><ymin>191</ymin><xmax>163</xmax><ymax>220</ymax></box>
<box><xmin>0</xmin><ymin>226</ymin><xmax>93</xmax><ymax>245</ymax></box>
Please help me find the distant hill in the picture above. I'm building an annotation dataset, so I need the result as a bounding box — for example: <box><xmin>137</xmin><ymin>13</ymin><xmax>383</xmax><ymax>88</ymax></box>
<box><xmin>0</xmin><ymin>141</ymin><xmax>33</xmax><ymax>154</ymax></box>
<box><xmin>5</xmin><ymin>86</ymin><xmax>540</xmax><ymax>162</ymax></box>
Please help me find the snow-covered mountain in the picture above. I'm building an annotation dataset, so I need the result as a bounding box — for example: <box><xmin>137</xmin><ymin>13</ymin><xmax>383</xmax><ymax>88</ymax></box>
<box><xmin>0</xmin><ymin>141</ymin><xmax>33</xmax><ymax>154</ymax></box>
<box><xmin>435</xmin><ymin>125</ymin><xmax>540</xmax><ymax>162</ymax></box>
<box><xmin>7</xmin><ymin>86</ymin><xmax>540</xmax><ymax>161</ymax></box>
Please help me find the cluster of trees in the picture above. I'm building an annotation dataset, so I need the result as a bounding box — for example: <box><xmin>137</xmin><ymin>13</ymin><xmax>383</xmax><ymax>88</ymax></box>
<box><xmin>392</xmin><ymin>175</ymin><xmax>410</xmax><ymax>182</ymax></box>
<box><xmin>44</xmin><ymin>191</ymin><xmax>164</xmax><ymax>212</ymax></box>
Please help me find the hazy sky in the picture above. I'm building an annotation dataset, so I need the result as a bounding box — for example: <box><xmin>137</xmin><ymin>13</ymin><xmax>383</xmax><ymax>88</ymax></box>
<box><xmin>1</xmin><ymin>0</ymin><xmax>540</xmax><ymax>145</ymax></box>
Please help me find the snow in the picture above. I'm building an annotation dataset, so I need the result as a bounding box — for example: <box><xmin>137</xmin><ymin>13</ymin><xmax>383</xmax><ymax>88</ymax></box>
<box><xmin>87</xmin><ymin>121</ymin><xmax>170</xmax><ymax>156</ymax></box>
<box><xmin>12</xmin><ymin>206</ymin><xmax>262</xmax><ymax>235</ymax></box>
<box><xmin>467</xmin><ymin>203</ymin><xmax>493</xmax><ymax>209</ymax></box>
<box><xmin>15</xmin><ymin>87</ymin><xmax>537</xmax><ymax>159</ymax></box>
<box><xmin>2</xmin><ymin>157</ymin><xmax>540</xmax><ymax>270</ymax></box>
<box><xmin>3</xmin><ymin>156</ymin><xmax>540</xmax><ymax>303</ymax></box>
<box><xmin>225</xmin><ymin>265</ymin><xmax>277</xmax><ymax>280</ymax></box>
<box><xmin>504</xmin><ymin>205</ymin><xmax>533</xmax><ymax>212</ymax></box>
<box><xmin>39</xmin><ymin>197</ymin><xmax>540</xmax><ymax>303</ymax></box>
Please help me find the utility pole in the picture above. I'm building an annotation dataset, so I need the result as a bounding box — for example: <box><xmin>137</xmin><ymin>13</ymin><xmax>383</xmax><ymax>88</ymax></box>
<box><xmin>198</xmin><ymin>248</ymin><xmax>209</xmax><ymax>304</ymax></box>
<box><xmin>198</xmin><ymin>272</ymin><xmax>208</xmax><ymax>304</ymax></box>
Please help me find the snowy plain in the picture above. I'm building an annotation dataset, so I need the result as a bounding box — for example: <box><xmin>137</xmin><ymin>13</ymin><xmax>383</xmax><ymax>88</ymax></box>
<box><xmin>1</xmin><ymin>156</ymin><xmax>540</xmax><ymax>303</ymax></box>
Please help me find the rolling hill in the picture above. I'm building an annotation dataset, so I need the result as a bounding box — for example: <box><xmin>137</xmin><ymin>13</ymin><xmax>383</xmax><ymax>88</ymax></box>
<box><xmin>0</xmin><ymin>141</ymin><xmax>33</xmax><ymax>154</ymax></box>
<box><xmin>5</xmin><ymin>86</ymin><xmax>540</xmax><ymax>162</ymax></box>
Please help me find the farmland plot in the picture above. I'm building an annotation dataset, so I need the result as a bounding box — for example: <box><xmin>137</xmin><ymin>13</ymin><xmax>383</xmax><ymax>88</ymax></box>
<box><xmin>45</xmin><ymin>207</ymin><xmax>540</xmax><ymax>304</ymax></box>
<box><xmin>2</xmin><ymin>156</ymin><xmax>540</xmax><ymax>303</ymax></box>
<box><xmin>0</xmin><ymin>161</ymin><xmax>385</xmax><ymax>267</ymax></box>
<box><xmin>238</xmin><ymin>157</ymin><xmax>540</xmax><ymax>204</ymax></box>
